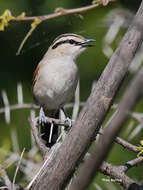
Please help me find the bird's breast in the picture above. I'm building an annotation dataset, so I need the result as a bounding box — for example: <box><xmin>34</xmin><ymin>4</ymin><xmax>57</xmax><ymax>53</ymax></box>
<box><xmin>33</xmin><ymin>60</ymin><xmax>78</xmax><ymax>110</ymax></box>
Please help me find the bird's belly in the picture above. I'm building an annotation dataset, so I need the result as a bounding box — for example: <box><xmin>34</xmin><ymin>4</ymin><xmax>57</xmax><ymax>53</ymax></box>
<box><xmin>33</xmin><ymin>66</ymin><xmax>78</xmax><ymax>110</ymax></box>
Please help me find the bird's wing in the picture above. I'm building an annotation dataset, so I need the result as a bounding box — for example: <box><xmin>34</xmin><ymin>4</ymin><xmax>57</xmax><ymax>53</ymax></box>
<box><xmin>32</xmin><ymin>64</ymin><xmax>40</xmax><ymax>90</ymax></box>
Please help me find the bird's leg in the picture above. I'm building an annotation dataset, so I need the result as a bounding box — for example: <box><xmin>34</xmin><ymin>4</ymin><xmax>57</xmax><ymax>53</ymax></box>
<box><xmin>39</xmin><ymin>106</ymin><xmax>47</xmax><ymax>126</ymax></box>
<box><xmin>61</xmin><ymin>107</ymin><xmax>72</xmax><ymax>127</ymax></box>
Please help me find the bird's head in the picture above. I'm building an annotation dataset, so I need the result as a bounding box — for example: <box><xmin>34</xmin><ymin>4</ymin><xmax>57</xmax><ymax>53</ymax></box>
<box><xmin>48</xmin><ymin>33</ymin><xmax>96</xmax><ymax>60</ymax></box>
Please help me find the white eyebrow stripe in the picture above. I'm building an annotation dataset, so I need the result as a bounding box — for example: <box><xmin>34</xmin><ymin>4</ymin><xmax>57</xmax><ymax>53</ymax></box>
<box><xmin>51</xmin><ymin>33</ymin><xmax>85</xmax><ymax>45</ymax></box>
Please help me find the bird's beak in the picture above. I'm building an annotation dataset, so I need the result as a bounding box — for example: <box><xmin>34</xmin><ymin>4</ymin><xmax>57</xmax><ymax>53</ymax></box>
<box><xmin>81</xmin><ymin>38</ymin><xmax>96</xmax><ymax>47</ymax></box>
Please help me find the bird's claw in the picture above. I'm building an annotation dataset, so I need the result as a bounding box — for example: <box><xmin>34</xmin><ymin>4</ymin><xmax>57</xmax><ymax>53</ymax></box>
<box><xmin>39</xmin><ymin>107</ymin><xmax>47</xmax><ymax>126</ymax></box>
<box><xmin>65</xmin><ymin>117</ymin><xmax>72</xmax><ymax>127</ymax></box>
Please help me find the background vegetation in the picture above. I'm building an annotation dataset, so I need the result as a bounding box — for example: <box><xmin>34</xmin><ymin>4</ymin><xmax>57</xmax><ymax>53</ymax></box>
<box><xmin>0</xmin><ymin>0</ymin><xmax>142</xmax><ymax>189</ymax></box>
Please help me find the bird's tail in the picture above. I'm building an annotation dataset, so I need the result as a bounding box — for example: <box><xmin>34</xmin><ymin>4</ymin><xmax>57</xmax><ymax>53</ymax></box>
<box><xmin>40</xmin><ymin>111</ymin><xmax>59</xmax><ymax>148</ymax></box>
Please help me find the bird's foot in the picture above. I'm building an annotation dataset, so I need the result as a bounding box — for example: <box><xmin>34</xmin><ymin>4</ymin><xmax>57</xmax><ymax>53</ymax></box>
<box><xmin>39</xmin><ymin>107</ymin><xmax>47</xmax><ymax>126</ymax></box>
<box><xmin>65</xmin><ymin>117</ymin><xmax>73</xmax><ymax>128</ymax></box>
<box><xmin>60</xmin><ymin>108</ymin><xmax>73</xmax><ymax>128</ymax></box>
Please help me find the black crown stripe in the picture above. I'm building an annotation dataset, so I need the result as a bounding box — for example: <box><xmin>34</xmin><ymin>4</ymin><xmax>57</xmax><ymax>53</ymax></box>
<box><xmin>52</xmin><ymin>39</ymin><xmax>81</xmax><ymax>49</ymax></box>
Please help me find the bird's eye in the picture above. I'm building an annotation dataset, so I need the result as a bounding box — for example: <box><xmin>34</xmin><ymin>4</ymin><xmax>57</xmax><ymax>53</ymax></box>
<box><xmin>69</xmin><ymin>40</ymin><xmax>75</xmax><ymax>44</ymax></box>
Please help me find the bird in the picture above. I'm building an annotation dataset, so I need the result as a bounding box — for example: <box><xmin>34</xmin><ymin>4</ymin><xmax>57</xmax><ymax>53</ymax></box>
<box><xmin>32</xmin><ymin>33</ymin><xmax>95</xmax><ymax>147</ymax></box>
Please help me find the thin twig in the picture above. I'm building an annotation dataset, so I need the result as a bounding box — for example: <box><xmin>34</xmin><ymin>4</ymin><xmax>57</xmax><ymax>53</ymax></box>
<box><xmin>0</xmin><ymin>168</ymin><xmax>12</xmax><ymax>190</ymax></box>
<box><xmin>12</xmin><ymin>0</ymin><xmax>115</xmax><ymax>22</ymax></box>
<box><xmin>99</xmin><ymin>129</ymin><xmax>138</xmax><ymax>152</ymax></box>
<box><xmin>0</xmin><ymin>102</ymin><xmax>85</xmax><ymax>113</ymax></box>
<box><xmin>29</xmin><ymin>118</ymin><xmax>48</xmax><ymax>156</ymax></box>
<box><xmin>123</xmin><ymin>157</ymin><xmax>143</xmax><ymax>172</ymax></box>
<box><xmin>115</xmin><ymin>136</ymin><xmax>138</xmax><ymax>152</ymax></box>
<box><xmin>12</xmin><ymin>148</ymin><xmax>25</xmax><ymax>189</ymax></box>
<box><xmin>0</xmin><ymin>186</ymin><xmax>8</xmax><ymax>189</ymax></box>
<box><xmin>34</xmin><ymin>116</ymin><xmax>73</xmax><ymax>128</ymax></box>
<box><xmin>0</xmin><ymin>103</ymin><xmax>38</xmax><ymax>113</ymax></box>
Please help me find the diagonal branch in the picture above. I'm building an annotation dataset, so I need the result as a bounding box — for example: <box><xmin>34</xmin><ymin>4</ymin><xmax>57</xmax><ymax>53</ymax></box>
<box><xmin>28</xmin><ymin>0</ymin><xmax>143</xmax><ymax>189</ymax></box>
<box><xmin>70</xmin><ymin>48</ymin><xmax>143</xmax><ymax>189</ymax></box>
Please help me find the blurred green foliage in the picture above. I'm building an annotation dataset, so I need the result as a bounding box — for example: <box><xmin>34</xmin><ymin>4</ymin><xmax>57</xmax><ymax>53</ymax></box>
<box><xmin>0</xmin><ymin>0</ymin><xmax>142</xmax><ymax>189</ymax></box>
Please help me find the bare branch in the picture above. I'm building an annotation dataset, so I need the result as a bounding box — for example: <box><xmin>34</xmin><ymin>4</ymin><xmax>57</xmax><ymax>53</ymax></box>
<box><xmin>0</xmin><ymin>102</ymin><xmax>85</xmax><ymax>114</ymax></box>
<box><xmin>99</xmin><ymin>129</ymin><xmax>138</xmax><ymax>152</ymax></box>
<box><xmin>12</xmin><ymin>148</ymin><xmax>25</xmax><ymax>189</ymax></box>
<box><xmin>83</xmin><ymin>153</ymin><xmax>142</xmax><ymax>189</ymax></box>
<box><xmin>123</xmin><ymin>157</ymin><xmax>143</xmax><ymax>172</ymax></box>
<box><xmin>0</xmin><ymin>186</ymin><xmax>8</xmax><ymax>189</ymax></box>
<box><xmin>12</xmin><ymin>0</ymin><xmax>115</xmax><ymax>22</ymax></box>
<box><xmin>28</xmin><ymin>118</ymin><xmax>48</xmax><ymax>157</ymax></box>
<box><xmin>0</xmin><ymin>103</ymin><xmax>38</xmax><ymax>113</ymax></box>
<box><xmin>115</xmin><ymin>136</ymin><xmax>138</xmax><ymax>153</ymax></box>
<box><xmin>0</xmin><ymin>168</ymin><xmax>12</xmax><ymax>190</ymax></box>
<box><xmin>70</xmin><ymin>55</ymin><xmax>143</xmax><ymax>189</ymax></box>
<box><xmin>99</xmin><ymin>161</ymin><xmax>135</xmax><ymax>189</ymax></box>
